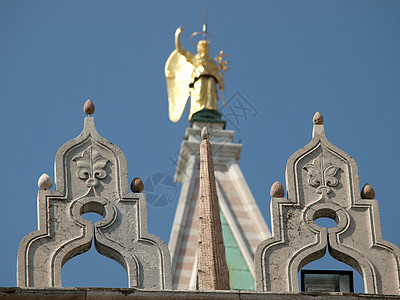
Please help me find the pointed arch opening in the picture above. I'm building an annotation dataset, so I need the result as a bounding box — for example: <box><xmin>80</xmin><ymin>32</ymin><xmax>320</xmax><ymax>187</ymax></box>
<box><xmin>298</xmin><ymin>217</ymin><xmax>365</xmax><ymax>293</ymax></box>
<box><xmin>62</xmin><ymin>213</ymin><xmax>128</xmax><ymax>288</ymax></box>
<box><xmin>299</xmin><ymin>247</ymin><xmax>364</xmax><ymax>293</ymax></box>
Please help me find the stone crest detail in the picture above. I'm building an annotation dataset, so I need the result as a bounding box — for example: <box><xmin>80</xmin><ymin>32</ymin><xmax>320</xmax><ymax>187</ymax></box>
<box><xmin>303</xmin><ymin>154</ymin><xmax>340</xmax><ymax>194</ymax></box>
<box><xmin>73</xmin><ymin>146</ymin><xmax>109</xmax><ymax>188</ymax></box>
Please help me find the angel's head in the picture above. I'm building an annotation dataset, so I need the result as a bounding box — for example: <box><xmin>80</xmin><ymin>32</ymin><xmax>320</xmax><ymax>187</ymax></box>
<box><xmin>197</xmin><ymin>40</ymin><xmax>209</xmax><ymax>57</ymax></box>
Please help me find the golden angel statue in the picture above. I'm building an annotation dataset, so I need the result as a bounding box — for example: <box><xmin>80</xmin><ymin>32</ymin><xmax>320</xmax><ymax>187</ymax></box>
<box><xmin>165</xmin><ymin>26</ymin><xmax>227</xmax><ymax>122</ymax></box>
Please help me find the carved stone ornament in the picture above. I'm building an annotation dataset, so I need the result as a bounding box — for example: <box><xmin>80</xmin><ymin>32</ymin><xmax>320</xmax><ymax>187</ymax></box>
<box><xmin>17</xmin><ymin>117</ymin><xmax>172</xmax><ymax>289</ymax></box>
<box><xmin>73</xmin><ymin>146</ymin><xmax>109</xmax><ymax>190</ymax></box>
<box><xmin>255</xmin><ymin>114</ymin><xmax>400</xmax><ymax>295</ymax></box>
<box><xmin>303</xmin><ymin>154</ymin><xmax>340</xmax><ymax>195</ymax></box>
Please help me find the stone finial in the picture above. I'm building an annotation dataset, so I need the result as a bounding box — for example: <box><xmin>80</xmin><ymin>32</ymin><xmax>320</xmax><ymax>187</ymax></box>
<box><xmin>197</xmin><ymin>128</ymin><xmax>230</xmax><ymax>290</ymax></box>
<box><xmin>38</xmin><ymin>173</ymin><xmax>53</xmax><ymax>190</ymax></box>
<box><xmin>201</xmin><ymin>127</ymin><xmax>210</xmax><ymax>140</ymax></box>
<box><xmin>130</xmin><ymin>177</ymin><xmax>144</xmax><ymax>193</ymax></box>
<box><xmin>83</xmin><ymin>99</ymin><xmax>95</xmax><ymax>115</ymax></box>
<box><xmin>313</xmin><ymin>112</ymin><xmax>324</xmax><ymax>125</ymax></box>
<box><xmin>361</xmin><ymin>183</ymin><xmax>375</xmax><ymax>199</ymax></box>
<box><xmin>270</xmin><ymin>181</ymin><xmax>285</xmax><ymax>198</ymax></box>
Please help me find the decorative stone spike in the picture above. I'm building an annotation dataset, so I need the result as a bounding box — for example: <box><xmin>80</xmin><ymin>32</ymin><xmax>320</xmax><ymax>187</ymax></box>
<box><xmin>197</xmin><ymin>129</ymin><xmax>230</xmax><ymax>290</ymax></box>
<box><xmin>83</xmin><ymin>99</ymin><xmax>95</xmax><ymax>115</ymax></box>
<box><xmin>270</xmin><ymin>181</ymin><xmax>284</xmax><ymax>198</ymax></box>
<box><xmin>170</xmin><ymin>121</ymin><xmax>271</xmax><ymax>290</ymax></box>
<box><xmin>313</xmin><ymin>112</ymin><xmax>324</xmax><ymax>125</ymax></box>
<box><xmin>361</xmin><ymin>183</ymin><xmax>375</xmax><ymax>199</ymax></box>
<box><xmin>38</xmin><ymin>173</ymin><xmax>52</xmax><ymax>190</ymax></box>
<box><xmin>131</xmin><ymin>177</ymin><xmax>144</xmax><ymax>193</ymax></box>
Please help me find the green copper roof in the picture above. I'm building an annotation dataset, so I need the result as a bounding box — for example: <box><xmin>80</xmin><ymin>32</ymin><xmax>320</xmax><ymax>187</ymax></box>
<box><xmin>220</xmin><ymin>210</ymin><xmax>255</xmax><ymax>290</ymax></box>
<box><xmin>190</xmin><ymin>109</ymin><xmax>226</xmax><ymax>127</ymax></box>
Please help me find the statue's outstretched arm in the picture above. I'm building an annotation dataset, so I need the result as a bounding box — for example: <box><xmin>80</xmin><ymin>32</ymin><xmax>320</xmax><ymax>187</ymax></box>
<box><xmin>175</xmin><ymin>27</ymin><xmax>194</xmax><ymax>64</ymax></box>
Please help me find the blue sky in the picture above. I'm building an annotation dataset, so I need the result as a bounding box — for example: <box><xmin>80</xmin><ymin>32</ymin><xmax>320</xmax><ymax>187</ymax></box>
<box><xmin>1</xmin><ymin>0</ymin><xmax>399</xmax><ymax>292</ymax></box>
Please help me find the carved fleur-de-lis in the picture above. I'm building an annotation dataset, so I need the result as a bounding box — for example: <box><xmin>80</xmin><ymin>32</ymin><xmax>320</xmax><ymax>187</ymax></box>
<box><xmin>73</xmin><ymin>146</ymin><xmax>109</xmax><ymax>188</ymax></box>
<box><xmin>303</xmin><ymin>155</ymin><xmax>340</xmax><ymax>194</ymax></box>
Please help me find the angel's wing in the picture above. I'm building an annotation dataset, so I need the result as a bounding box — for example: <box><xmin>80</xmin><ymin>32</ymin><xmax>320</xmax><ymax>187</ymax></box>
<box><xmin>165</xmin><ymin>49</ymin><xmax>194</xmax><ymax>122</ymax></box>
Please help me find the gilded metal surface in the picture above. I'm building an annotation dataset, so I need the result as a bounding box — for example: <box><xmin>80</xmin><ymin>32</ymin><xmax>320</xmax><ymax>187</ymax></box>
<box><xmin>165</xmin><ymin>26</ymin><xmax>226</xmax><ymax>122</ymax></box>
<box><xmin>165</xmin><ymin>49</ymin><xmax>193</xmax><ymax>122</ymax></box>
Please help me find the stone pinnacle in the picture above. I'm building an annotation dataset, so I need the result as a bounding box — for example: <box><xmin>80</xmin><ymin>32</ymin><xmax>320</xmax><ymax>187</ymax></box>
<box><xmin>361</xmin><ymin>183</ymin><xmax>375</xmax><ymax>199</ymax></box>
<box><xmin>197</xmin><ymin>129</ymin><xmax>230</xmax><ymax>290</ymax></box>
<box><xmin>131</xmin><ymin>177</ymin><xmax>144</xmax><ymax>193</ymax></box>
<box><xmin>270</xmin><ymin>181</ymin><xmax>285</xmax><ymax>198</ymax></box>
<box><xmin>38</xmin><ymin>173</ymin><xmax>53</xmax><ymax>190</ymax></box>
<box><xmin>201</xmin><ymin>127</ymin><xmax>210</xmax><ymax>140</ymax></box>
<box><xmin>84</xmin><ymin>99</ymin><xmax>95</xmax><ymax>116</ymax></box>
<box><xmin>313</xmin><ymin>112</ymin><xmax>324</xmax><ymax>125</ymax></box>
